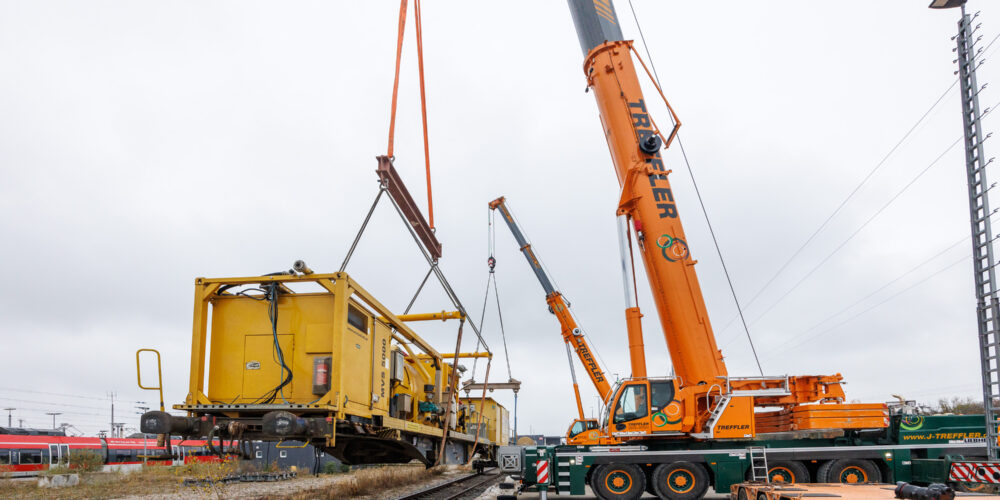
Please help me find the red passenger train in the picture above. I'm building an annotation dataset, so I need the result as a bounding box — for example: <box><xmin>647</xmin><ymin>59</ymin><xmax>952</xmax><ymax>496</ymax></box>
<box><xmin>0</xmin><ymin>433</ymin><xmax>227</xmax><ymax>477</ymax></box>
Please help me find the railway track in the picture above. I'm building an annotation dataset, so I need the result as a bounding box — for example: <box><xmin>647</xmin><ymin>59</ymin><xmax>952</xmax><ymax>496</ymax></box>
<box><xmin>395</xmin><ymin>468</ymin><xmax>501</xmax><ymax>500</ymax></box>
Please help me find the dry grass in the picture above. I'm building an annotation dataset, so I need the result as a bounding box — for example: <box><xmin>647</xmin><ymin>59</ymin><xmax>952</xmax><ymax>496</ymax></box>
<box><xmin>0</xmin><ymin>462</ymin><xmax>459</xmax><ymax>500</ymax></box>
<box><xmin>0</xmin><ymin>460</ymin><xmax>240</xmax><ymax>499</ymax></box>
<box><xmin>278</xmin><ymin>465</ymin><xmax>446</xmax><ymax>500</ymax></box>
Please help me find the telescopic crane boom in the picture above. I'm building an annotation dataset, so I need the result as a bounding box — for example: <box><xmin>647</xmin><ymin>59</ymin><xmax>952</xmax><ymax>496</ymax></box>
<box><xmin>489</xmin><ymin>197</ymin><xmax>611</xmax><ymax>422</ymax></box>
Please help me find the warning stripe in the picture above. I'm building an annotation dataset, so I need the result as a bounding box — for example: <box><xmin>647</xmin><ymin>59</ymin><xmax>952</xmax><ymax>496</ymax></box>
<box><xmin>950</xmin><ymin>462</ymin><xmax>1000</xmax><ymax>483</ymax></box>
<box><xmin>537</xmin><ymin>460</ymin><xmax>549</xmax><ymax>483</ymax></box>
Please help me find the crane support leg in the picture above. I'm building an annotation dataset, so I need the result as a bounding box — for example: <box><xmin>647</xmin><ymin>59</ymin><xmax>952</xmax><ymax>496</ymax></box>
<box><xmin>625</xmin><ymin>307</ymin><xmax>647</xmax><ymax>379</ymax></box>
<box><xmin>617</xmin><ymin>215</ymin><xmax>648</xmax><ymax>378</ymax></box>
<box><xmin>565</xmin><ymin>342</ymin><xmax>586</xmax><ymax>420</ymax></box>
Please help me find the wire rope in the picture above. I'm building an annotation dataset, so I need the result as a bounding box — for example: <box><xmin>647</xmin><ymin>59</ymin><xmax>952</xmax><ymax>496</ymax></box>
<box><xmin>627</xmin><ymin>0</ymin><xmax>762</xmax><ymax>374</ymax></box>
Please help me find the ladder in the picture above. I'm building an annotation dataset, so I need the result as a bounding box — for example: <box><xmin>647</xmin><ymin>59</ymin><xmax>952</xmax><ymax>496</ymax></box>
<box><xmin>956</xmin><ymin>6</ymin><xmax>1000</xmax><ymax>461</ymax></box>
<box><xmin>747</xmin><ymin>446</ymin><xmax>769</xmax><ymax>483</ymax></box>
<box><xmin>690</xmin><ymin>394</ymin><xmax>732</xmax><ymax>439</ymax></box>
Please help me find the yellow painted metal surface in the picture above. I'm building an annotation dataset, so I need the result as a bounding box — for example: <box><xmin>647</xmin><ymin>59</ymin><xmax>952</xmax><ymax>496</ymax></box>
<box><xmin>390</xmin><ymin>311</ymin><xmax>463</xmax><ymax>322</ymax></box>
<box><xmin>179</xmin><ymin>271</ymin><xmax>510</xmax><ymax>453</ymax></box>
<box><xmin>460</xmin><ymin>397</ymin><xmax>511</xmax><ymax>446</ymax></box>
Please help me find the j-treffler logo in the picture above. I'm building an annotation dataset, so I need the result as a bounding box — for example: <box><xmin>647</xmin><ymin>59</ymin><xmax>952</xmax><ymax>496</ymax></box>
<box><xmin>717</xmin><ymin>424</ymin><xmax>750</xmax><ymax>431</ymax></box>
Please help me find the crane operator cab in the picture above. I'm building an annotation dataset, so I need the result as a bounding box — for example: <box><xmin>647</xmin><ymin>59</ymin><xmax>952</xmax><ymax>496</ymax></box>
<box><xmin>606</xmin><ymin>378</ymin><xmax>685</xmax><ymax>439</ymax></box>
<box><xmin>565</xmin><ymin>418</ymin><xmax>601</xmax><ymax>445</ymax></box>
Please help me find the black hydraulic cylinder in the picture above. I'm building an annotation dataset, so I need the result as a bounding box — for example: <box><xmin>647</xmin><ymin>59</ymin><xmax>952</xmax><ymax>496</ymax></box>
<box><xmin>567</xmin><ymin>0</ymin><xmax>625</xmax><ymax>56</ymax></box>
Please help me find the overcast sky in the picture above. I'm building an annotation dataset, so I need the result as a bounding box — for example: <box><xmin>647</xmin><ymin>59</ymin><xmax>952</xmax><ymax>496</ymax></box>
<box><xmin>3</xmin><ymin>1</ymin><xmax>1000</xmax><ymax>437</ymax></box>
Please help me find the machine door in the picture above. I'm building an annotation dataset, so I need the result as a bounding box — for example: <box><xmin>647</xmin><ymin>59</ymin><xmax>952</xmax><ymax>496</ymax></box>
<box><xmin>48</xmin><ymin>444</ymin><xmax>59</xmax><ymax>466</ymax></box>
<box><xmin>611</xmin><ymin>382</ymin><xmax>653</xmax><ymax>437</ymax></box>
<box><xmin>60</xmin><ymin>445</ymin><xmax>69</xmax><ymax>465</ymax></box>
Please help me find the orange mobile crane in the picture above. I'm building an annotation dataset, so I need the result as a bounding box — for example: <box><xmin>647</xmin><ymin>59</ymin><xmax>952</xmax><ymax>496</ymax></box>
<box><xmin>488</xmin><ymin>196</ymin><xmax>610</xmax><ymax>444</ymax></box>
<box><xmin>558</xmin><ymin>0</ymin><xmax>884</xmax><ymax>445</ymax></box>
<box><xmin>496</xmin><ymin>2</ymin><xmax>997</xmax><ymax>499</ymax></box>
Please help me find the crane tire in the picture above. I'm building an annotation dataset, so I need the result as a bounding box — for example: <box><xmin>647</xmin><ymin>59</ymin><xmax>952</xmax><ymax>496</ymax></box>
<box><xmin>736</xmin><ymin>487</ymin><xmax>749</xmax><ymax>500</ymax></box>
<box><xmin>589</xmin><ymin>465</ymin><xmax>602</xmax><ymax>495</ymax></box>
<box><xmin>651</xmin><ymin>461</ymin><xmax>709</xmax><ymax>500</ymax></box>
<box><xmin>745</xmin><ymin>460</ymin><xmax>810</xmax><ymax>484</ymax></box>
<box><xmin>818</xmin><ymin>458</ymin><xmax>881</xmax><ymax>484</ymax></box>
<box><xmin>592</xmin><ymin>463</ymin><xmax>645</xmax><ymax>500</ymax></box>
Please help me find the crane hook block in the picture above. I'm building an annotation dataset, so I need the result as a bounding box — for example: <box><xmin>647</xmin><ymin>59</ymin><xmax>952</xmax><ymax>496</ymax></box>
<box><xmin>488</xmin><ymin>256</ymin><xmax>496</xmax><ymax>270</ymax></box>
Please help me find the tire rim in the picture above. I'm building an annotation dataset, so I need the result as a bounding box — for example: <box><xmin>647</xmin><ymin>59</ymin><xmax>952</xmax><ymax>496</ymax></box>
<box><xmin>769</xmin><ymin>466</ymin><xmax>794</xmax><ymax>484</ymax></box>
<box><xmin>838</xmin><ymin>466</ymin><xmax>868</xmax><ymax>484</ymax></box>
<box><xmin>605</xmin><ymin>469</ymin><xmax>633</xmax><ymax>494</ymax></box>
<box><xmin>667</xmin><ymin>468</ymin><xmax>696</xmax><ymax>494</ymax></box>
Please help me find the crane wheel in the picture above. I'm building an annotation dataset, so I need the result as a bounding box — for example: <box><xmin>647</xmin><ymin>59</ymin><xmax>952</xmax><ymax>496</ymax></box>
<box><xmin>651</xmin><ymin>461</ymin><xmax>709</xmax><ymax>500</ymax></box>
<box><xmin>736</xmin><ymin>487</ymin><xmax>749</xmax><ymax>500</ymax></box>
<box><xmin>592</xmin><ymin>463</ymin><xmax>645</xmax><ymax>500</ymax></box>
<box><xmin>818</xmin><ymin>458</ymin><xmax>881</xmax><ymax>484</ymax></box>
<box><xmin>745</xmin><ymin>460</ymin><xmax>810</xmax><ymax>484</ymax></box>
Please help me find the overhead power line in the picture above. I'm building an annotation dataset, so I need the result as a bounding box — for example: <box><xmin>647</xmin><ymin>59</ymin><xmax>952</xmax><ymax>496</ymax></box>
<box><xmin>734</xmin><ymin>28</ymin><xmax>1000</xmax><ymax>318</ymax></box>
<box><xmin>744</xmin><ymin>134</ymin><xmax>965</xmax><ymax>327</ymax></box>
<box><xmin>736</xmin><ymin>81</ymin><xmax>960</xmax><ymax>315</ymax></box>
<box><xmin>717</xmin><ymin>94</ymin><xmax>1000</xmax><ymax>343</ymax></box>
<box><xmin>0</xmin><ymin>386</ymin><xmax>142</xmax><ymax>404</ymax></box>
<box><xmin>721</xmin><ymin>218</ymin><xmax>975</xmax><ymax>351</ymax></box>
<box><xmin>768</xmin><ymin>254</ymin><xmax>968</xmax><ymax>357</ymax></box>
<box><xmin>0</xmin><ymin>395</ymin><xmax>109</xmax><ymax>411</ymax></box>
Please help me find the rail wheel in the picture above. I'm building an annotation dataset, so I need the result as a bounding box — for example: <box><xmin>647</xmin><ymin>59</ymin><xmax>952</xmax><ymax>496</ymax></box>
<box><xmin>651</xmin><ymin>461</ymin><xmax>709</xmax><ymax>500</ymax></box>
<box><xmin>746</xmin><ymin>460</ymin><xmax>809</xmax><ymax>484</ymax></box>
<box><xmin>593</xmin><ymin>463</ymin><xmax>645</xmax><ymax>500</ymax></box>
<box><xmin>818</xmin><ymin>459</ymin><xmax>881</xmax><ymax>484</ymax></box>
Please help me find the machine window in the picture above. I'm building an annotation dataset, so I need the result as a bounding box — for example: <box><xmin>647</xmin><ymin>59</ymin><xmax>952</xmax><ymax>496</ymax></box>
<box><xmin>569</xmin><ymin>421</ymin><xmax>585</xmax><ymax>437</ymax></box>
<box><xmin>20</xmin><ymin>451</ymin><xmax>42</xmax><ymax>464</ymax></box>
<box><xmin>613</xmin><ymin>384</ymin><xmax>648</xmax><ymax>424</ymax></box>
<box><xmin>347</xmin><ymin>305</ymin><xmax>369</xmax><ymax>333</ymax></box>
<box><xmin>279</xmin><ymin>450</ymin><xmax>288</xmax><ymax>458</ymax></box>
<box><xmin>0</xmin><ymin>452</ymin><xmax>8</xmax><ymax>465</ymax></box>
<box><xmin>650</xmin><ymin>381</ymin><xmax>675</xmax><ymax>412</ymax></box>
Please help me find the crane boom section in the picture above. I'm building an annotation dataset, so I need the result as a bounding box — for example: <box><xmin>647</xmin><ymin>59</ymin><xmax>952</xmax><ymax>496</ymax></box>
<box><xmin>567</xmin><ymin>0</ymin><xmax>726</xmax><ymax>385</ymax></box>
<box><xmin>490</xmin><ymin>197</ymin><xmax>612</xmax><ymax>400</ymax></box>
<box><xmin>490</xmin><ymin>198</ymin><xmax>556</xmax><ymax>295</ymax></box>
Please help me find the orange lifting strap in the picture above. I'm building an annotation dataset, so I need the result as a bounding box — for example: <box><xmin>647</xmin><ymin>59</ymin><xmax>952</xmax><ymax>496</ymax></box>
<box><xmin>386</xmin><ymin>0</ymin><xmax>435</xmax><ymax>229</ymax></box>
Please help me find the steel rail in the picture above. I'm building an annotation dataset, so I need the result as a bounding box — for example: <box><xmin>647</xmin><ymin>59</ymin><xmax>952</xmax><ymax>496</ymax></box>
<box><xmin>394</xmin><ymin>468</ymin><xmax>499</xmax><ymax>500</ymax></box>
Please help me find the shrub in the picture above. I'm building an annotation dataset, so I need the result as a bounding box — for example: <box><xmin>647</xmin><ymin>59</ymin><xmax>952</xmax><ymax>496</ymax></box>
<box><xmin>70</xmin><ymin>449</ymin><xmax>105</xmax><ymax>473</ymax></box>
<box><xmin>322</xmin><ymin>461</ymin><xmax>343</xmax><ymax>474</ymax></box>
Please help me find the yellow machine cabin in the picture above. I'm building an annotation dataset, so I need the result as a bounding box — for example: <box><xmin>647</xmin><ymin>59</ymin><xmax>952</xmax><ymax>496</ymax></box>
<box><xmin>139</xmin><ymin>268</ymin><xmax>507</xmax><ymax>466</ymax></box>
<box><xmin>460</xmin><ymin>397</ymin><xmax>512</xmax><ymax>448</ymax></box>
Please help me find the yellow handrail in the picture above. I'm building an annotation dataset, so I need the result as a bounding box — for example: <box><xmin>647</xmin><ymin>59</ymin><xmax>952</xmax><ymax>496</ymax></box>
<box><xmin>136</xmin><ymin>349</ymin><xmax>165</xmax><ymax>412</ymax></box>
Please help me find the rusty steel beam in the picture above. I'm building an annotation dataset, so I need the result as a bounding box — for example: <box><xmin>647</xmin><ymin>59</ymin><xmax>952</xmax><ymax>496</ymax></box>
<box><xmin>376</xmin><ymin>155</ymin><xmax>443</xmax><ymax>260</ymax></box>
